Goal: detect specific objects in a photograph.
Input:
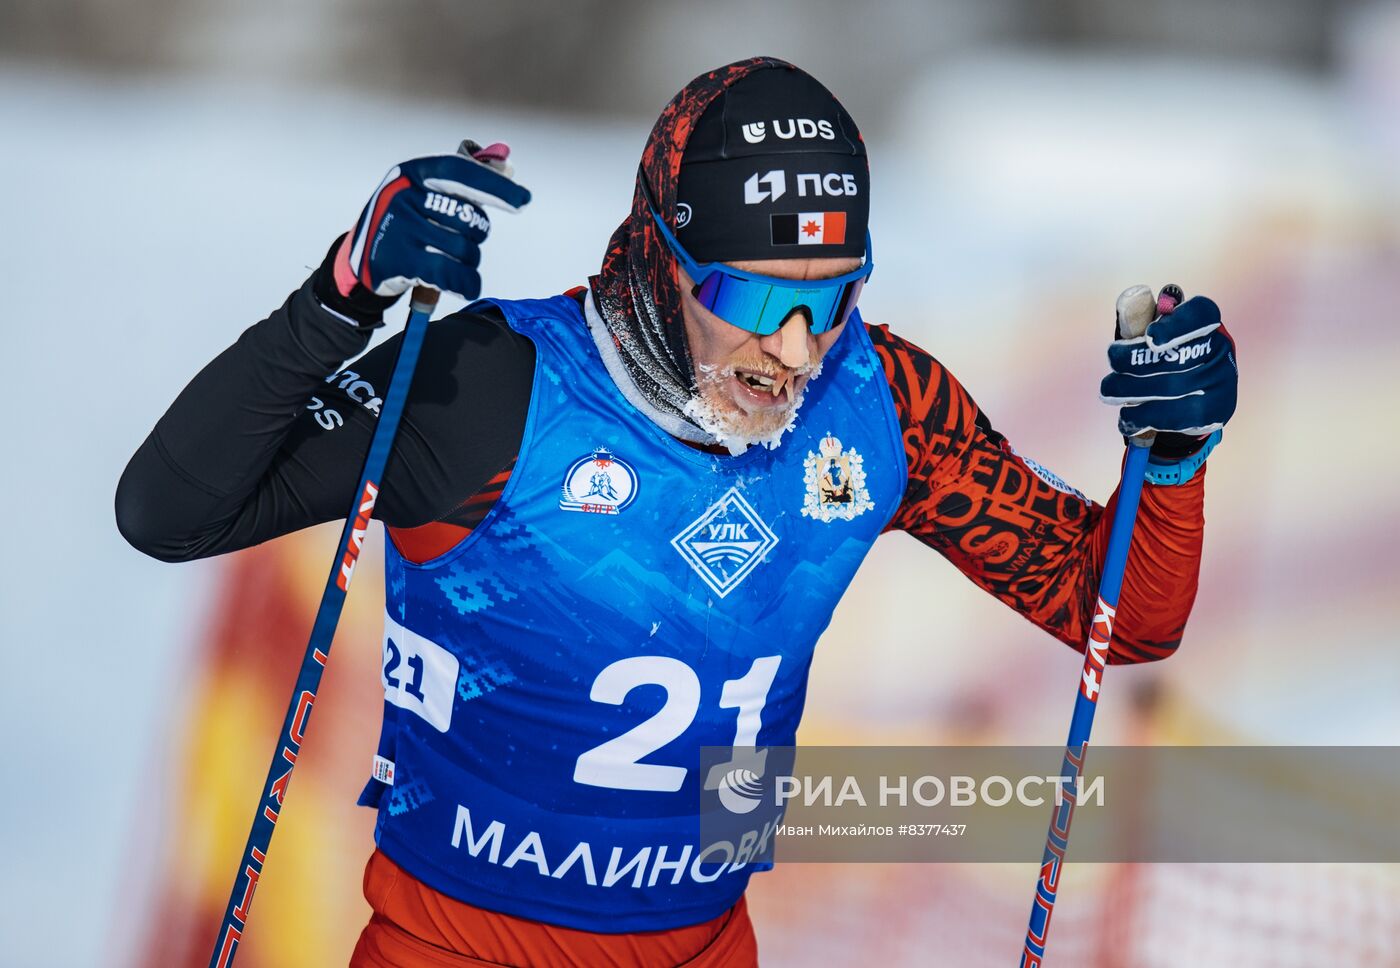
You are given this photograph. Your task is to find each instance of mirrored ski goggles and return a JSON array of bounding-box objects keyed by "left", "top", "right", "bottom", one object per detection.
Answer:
[{"left": 648, "top": 204, "right": 873, "bottom": 336}]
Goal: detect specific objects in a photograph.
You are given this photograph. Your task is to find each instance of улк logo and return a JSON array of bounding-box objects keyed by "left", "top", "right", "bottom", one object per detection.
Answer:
[
  {"left": 559, "top": 448, "right": 639, "bottom": 515},
  {"left": 672, "top": 487, "right": 779, "bottom": 598},
  {"left": 744, "top": 170, "right": 787, "bottom": 205},
  {"left": 802, "top": 434, "right": 874, "bottom": 522}
]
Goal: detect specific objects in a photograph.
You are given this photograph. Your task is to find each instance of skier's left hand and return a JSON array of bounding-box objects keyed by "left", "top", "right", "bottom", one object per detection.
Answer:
[{"left": 1099, "top": 292, "right": 1238, "bottom": 450}]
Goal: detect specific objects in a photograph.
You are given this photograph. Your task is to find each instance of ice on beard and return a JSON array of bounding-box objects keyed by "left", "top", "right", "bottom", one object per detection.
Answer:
[{"left": 683, "top": 359, "right": 825, "bottom": 455}]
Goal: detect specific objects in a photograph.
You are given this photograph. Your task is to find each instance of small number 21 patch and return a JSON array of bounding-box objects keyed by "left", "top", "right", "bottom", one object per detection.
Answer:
[{"left": 381, "top": 614, "right": 460, "bottom": 733}]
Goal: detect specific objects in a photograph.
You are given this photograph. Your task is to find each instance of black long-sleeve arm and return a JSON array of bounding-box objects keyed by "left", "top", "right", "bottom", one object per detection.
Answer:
[{"left": 115, "top": 260, "right": 535, "bottom": 562}]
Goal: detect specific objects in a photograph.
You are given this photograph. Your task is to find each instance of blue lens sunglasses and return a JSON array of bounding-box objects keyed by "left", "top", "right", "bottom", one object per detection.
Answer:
[{"left": 644, "top": 192, "right": 873, "bottom": 337}]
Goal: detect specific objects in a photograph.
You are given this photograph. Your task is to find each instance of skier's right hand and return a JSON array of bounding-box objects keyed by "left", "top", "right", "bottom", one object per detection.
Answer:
[{"left": 329, "top": 143, "right": 531, "bottom": 305}]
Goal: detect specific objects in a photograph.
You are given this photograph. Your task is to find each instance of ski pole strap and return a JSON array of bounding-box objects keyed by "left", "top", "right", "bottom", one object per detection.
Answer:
[{"left": 1144, "top": 429, "right": 1221, "bottom": 487}]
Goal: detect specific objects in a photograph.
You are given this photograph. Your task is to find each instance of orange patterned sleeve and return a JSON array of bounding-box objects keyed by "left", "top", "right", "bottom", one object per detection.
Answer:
[{"left": 868, "top": 322, "right": 1205, "bottom": 663}]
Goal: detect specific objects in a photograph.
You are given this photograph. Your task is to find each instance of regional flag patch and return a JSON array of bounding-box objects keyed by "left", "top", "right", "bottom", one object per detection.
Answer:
[{"left": 770, "top": 212, "right": 848, "bottom": 246}]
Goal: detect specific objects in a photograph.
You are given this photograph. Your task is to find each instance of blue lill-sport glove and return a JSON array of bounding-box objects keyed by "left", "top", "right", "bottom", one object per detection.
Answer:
[
  {"left": 331, "top": 141, "right": 531, "bottom": 304},
  {"left": 1100, "top": 290, "right": 1238, "bottom": 479}
]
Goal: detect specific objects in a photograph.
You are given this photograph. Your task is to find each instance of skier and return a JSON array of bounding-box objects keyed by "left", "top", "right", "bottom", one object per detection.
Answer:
[{"left": 117, "top": 57, "right": 1236, "bottom": 967}]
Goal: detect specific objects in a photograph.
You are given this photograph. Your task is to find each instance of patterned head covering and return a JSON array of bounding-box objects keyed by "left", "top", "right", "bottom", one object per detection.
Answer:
[{"left": 589, "top": 56, "right": 854, "bottom": 442}]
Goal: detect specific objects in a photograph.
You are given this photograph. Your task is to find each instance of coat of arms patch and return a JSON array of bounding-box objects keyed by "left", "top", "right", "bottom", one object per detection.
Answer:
[{"left": 801, "top": 433, "right": 874, "bottom": 522}]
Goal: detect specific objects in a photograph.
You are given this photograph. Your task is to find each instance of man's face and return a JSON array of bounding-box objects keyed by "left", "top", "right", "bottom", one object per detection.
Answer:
[{"left": 679, "top": 255, "right": 863, "bottom": 443}]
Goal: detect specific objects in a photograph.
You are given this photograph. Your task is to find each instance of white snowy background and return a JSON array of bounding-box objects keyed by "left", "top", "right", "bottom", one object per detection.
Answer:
[{"left": 3, "top": 1, "right": 1399, "bottom": 964}]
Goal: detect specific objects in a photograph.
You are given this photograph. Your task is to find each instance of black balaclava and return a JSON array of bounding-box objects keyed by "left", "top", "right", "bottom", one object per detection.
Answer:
[{"left": 588, "top": 58, "right": 869, "bottom": 445}]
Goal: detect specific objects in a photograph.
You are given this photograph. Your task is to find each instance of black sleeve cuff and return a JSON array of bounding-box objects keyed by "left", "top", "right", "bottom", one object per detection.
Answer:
[{"left": 310, "top": 233, "right": 399, "bottom": 329}]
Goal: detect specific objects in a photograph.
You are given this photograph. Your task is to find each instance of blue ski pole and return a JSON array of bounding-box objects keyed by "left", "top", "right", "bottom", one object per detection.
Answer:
[
  {"left": 1019, "top": 284, "right": 1181, "bottom": 967},
  {"left": 207, "top": 284, "right": 438, "bottom": 968}
]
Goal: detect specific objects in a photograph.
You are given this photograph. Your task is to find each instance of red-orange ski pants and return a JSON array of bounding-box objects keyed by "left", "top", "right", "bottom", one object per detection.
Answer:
[{"left": 349, "top": 849, "right": 759, "bottom": 967}]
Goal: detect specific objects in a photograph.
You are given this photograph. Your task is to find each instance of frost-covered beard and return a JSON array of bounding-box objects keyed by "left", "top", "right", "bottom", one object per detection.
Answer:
[{"left": 683, "top": 357, "right": 825, "bottom": 455}]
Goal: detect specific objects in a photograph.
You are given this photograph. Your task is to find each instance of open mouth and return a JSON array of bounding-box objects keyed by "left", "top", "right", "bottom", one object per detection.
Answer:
[
  {"left": 737, "top": 370, "right": 780, "bottom": 392},
  {"left": 731, "top": 368, "right": 796, "bottom": 408}
]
